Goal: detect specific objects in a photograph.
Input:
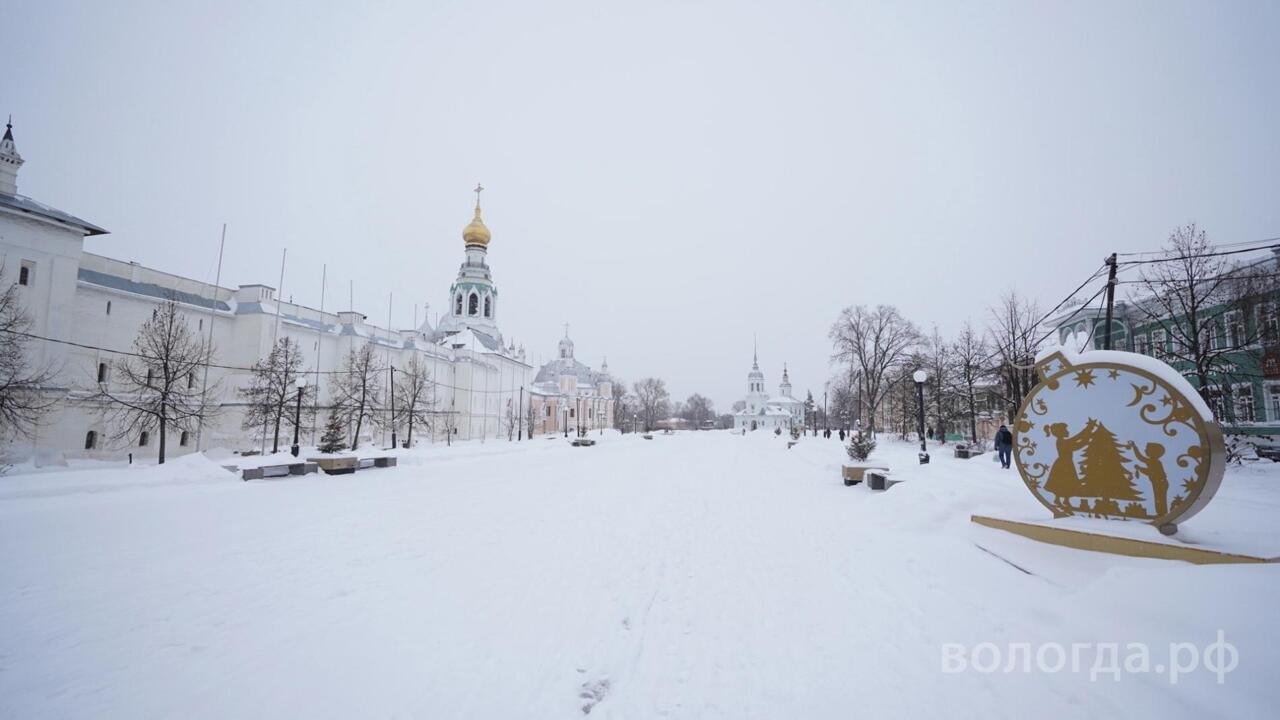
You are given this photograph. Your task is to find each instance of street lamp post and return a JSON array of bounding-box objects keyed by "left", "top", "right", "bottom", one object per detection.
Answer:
[
  {"left": 389, "top": 365, "right": 397, "bottom": 450},
  {"left": 290, "top": 376, "right": 307, "bottom": 457},
  {"left": 912, "top": 369, "right": 929, "bottom": 464}
]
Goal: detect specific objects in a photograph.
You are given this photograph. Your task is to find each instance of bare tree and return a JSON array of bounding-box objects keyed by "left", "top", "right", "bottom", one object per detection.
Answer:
[
  {"left": 394, "top": 354, "right": 436, "bottom": 447},
  {"left": 93, "top": 300, "right": 218, "bottom": 463},
  {"left": 0, "top": 267, "right": 58, "bottom": 444},
  {"left": 609, "top": 378, "right": 629, "bottom": 431},
  {"left": 502, "top": 396, "right": 519, "bottom": 440},
  {"left": 1129, "top": 223, "right": 1279, "bottom": 414},
  {"left": 438, "top": 408, "right": 459, "bottom": 445},
  {"left": 828, "top": 304, "right": 920, "bottom": 437},
  {"left": 682, "top": 393, "right": 715, "bottom": 429},
  {"left": 632, "top": 377, "right": 670, "bottom": 431},
  {"left": 331, "top": 343, "right": 383, "bottom": 451},
  {"left": 240, "top": 336, "right": 313, "bottom": 454},
  {"left": 987, "top": 290, "right": 1043, "bottom": 422},
  {"left": 947, "top": 321, "right": 991, "bottom": 443}
]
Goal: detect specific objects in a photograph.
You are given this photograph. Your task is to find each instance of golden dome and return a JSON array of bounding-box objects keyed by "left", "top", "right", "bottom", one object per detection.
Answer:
[{"left": 462, "top": 205, "right": 490, "bottom": 247}]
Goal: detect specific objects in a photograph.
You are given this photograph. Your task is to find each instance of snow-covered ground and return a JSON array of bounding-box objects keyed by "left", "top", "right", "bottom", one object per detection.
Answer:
[{"left": 1, "top": 431, "right": 1277, "bottom": 718}]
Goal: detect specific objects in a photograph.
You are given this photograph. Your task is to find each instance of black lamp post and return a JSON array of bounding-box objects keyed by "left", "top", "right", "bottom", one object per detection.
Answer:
[
  {"left": 913, "top": 369, "right": 929, "bottom": 464},
  {"left": 290, "top": 376, "right": 307, "bottom": 457},
  {"left": 389, "top": 365, "right": 397, "bottom": 450}
]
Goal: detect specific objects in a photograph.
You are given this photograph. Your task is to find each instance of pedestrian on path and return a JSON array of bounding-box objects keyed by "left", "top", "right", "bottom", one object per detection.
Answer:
[{"left": 995, "top": 424, "right": 1014, "bottom": 469}]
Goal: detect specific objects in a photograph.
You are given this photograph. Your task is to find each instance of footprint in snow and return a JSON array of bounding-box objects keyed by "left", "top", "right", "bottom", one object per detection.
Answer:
[{"left": 579, "top": 677, "right": 611, "bottom": 715}]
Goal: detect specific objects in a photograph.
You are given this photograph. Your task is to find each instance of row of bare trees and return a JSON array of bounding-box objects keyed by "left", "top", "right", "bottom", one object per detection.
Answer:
[
  {"left": 0, "top": 286, "right": 449, "bottom": 462},
  {"left": 827, "top": 223, "right": 1279, "bottom": 441}
]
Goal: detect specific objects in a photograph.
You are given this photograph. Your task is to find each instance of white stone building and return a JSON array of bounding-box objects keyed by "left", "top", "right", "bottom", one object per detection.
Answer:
[
  {"left": 526, "top": 330, "right": 614, "bottom": 436},
  {"left": 0, "top": 121, "right": 538, "bottom": 461},
  {"left": 732, "top": 349, "right": 804, "bottom": 432}
]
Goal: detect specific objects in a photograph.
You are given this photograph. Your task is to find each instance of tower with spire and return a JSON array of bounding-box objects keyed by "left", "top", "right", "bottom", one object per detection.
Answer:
[
  {"left": 779, "top": 363, "right": 793, "bottom": 399},
  {"left": 0, "top": 116, "right": 25, "bottom": 196},
  {"left": 437, "top": 184, "right": 502, "bottom": 341},
  {"left": 745, "top": 340, "right": 768, "bottom": 414}
]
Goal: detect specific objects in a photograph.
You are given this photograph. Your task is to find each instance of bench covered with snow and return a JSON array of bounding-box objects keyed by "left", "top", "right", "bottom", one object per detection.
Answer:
[
  {"left": 842, "top": 465, "right": 889, "bottom": 486},
  {"left": 241, "top": 462, "right": 318, "bottom": 481},
  {"left": 571, "top": 438, "right": 596, "bottom": 447}
]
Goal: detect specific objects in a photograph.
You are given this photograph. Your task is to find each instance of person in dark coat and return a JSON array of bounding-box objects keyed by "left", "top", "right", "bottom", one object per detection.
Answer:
[{"left": 994, "top": 424, "right": 1014, "bottom": 469}]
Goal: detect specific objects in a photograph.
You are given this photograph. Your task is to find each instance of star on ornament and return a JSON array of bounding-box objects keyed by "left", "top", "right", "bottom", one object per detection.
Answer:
[
  {"left": 1161, "top": 395, "right": 1173, "bottom": 406},
  {"left": 1107, "top": 369, "right": 1120, "bottom": 380},
  {"left": 1073, "top": 370, "right": 1097, "bottom": 388}
]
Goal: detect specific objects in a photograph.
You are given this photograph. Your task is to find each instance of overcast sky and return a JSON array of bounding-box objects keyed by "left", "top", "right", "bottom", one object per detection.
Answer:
[{"left": 4, "top": 0, "right": 1278, "bottom": 410}]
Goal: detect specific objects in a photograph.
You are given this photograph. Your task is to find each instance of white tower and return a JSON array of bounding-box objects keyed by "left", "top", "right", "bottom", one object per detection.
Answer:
[
  {"left": 438, "top": 184, "right": 501, "bottom": 338},
  {"left": 779, "top": 362, "right": 793, "bottom": 398},
  {"left": 746, "top": 343, "right": 767, "bottom": 414},
  {"left": 0, "top": 117, "right": 24, "bottom": 196}
]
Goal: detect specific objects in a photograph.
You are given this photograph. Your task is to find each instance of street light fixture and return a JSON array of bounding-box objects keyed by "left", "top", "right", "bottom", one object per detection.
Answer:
[
  {"left": 290, "top": 376, "right": 308, "bottom": 457},
  {"left": 912, "top": 369, "right": 929, "bottom": 464}
]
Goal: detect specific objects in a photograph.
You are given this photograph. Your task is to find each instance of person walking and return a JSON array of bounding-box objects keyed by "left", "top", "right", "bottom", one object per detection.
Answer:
[{"left": 994, "top": 424, "right": 1014, "bottom": 469}]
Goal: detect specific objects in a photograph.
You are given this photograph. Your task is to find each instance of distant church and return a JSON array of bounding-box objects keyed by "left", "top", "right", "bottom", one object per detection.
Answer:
[{"left": 733, "top": 348, "right": 803, "bottom": 432}]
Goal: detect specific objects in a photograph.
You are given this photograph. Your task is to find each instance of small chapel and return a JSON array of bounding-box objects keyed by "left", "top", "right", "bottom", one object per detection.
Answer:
[{"left": 732, "top": 347, "right": 804, "bottom": 432}]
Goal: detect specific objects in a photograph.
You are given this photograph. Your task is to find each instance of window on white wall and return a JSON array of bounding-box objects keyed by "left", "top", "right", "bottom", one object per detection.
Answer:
[
  {"left": 84, "top": 431, "right": 98, "bottom": 450},
  {"left": 106, "top": 300, "right": 112, "bottom": 315},
  {"left": 97, "top": 362, "right": 109, "bottom": 383},
  {"left": 18, "top": 260, "right": 33, "bottom": 286}
]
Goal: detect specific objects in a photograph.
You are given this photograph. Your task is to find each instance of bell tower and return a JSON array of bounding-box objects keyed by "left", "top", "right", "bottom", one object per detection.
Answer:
[{"left": 0, "top": 117, "right": 24, "bottom": 196}]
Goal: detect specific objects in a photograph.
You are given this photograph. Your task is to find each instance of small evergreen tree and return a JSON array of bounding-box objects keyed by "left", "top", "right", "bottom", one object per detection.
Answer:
[
  {"left": 317, "top": 412, "right": 347, "bottom": 454},
  {"left": 847, "top": 433, "right": 877, "bottom": 461}
]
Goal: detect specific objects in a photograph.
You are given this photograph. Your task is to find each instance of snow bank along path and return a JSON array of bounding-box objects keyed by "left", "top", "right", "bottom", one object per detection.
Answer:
[{"left": 1, "top": 431, "right": 1277, "bottom": 718}]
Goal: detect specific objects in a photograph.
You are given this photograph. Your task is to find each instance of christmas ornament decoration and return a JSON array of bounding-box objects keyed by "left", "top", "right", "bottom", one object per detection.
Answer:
[{"left": 1013, "top": 349, "right": 1225, "bottom": 535}]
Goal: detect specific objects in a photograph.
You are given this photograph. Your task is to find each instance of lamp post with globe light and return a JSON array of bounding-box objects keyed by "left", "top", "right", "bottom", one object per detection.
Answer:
[{"left": 912, "top": 369, "right": 929, "bottom": 464}]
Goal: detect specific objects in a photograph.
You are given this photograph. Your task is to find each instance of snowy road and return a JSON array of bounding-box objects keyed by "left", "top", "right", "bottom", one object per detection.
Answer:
[{"left": 2, "top": 431, "right": 1277, "bottom": 718}]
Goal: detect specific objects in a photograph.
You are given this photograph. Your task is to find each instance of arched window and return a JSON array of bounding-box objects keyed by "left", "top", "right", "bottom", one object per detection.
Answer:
[
  {"left": 179, "top": 431, "right": 190, "bottom": 447},
  {"left": 84, "top": 431, "right": 98, "bottom": 450},
  {"left": 97, "top": 362, "right": 109, "bottom": 383},
  {"left": 139, "top": 431, "right": 149, "bottom": 447},
  {"left": 468, "top": 293, "right": 479, "bottom": 316},
  {"left": 484, "top": 296, "right": 491, "bottom": 318},
  {"left": 455, "top": 293, "right": 463, "bottom": 315}
]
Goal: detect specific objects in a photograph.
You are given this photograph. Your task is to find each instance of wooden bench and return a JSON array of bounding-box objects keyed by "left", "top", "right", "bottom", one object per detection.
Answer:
[
  {"left": 787, "top": 441, "right": 799, "bottom": 449},
  {"left": 241, "top": 462, "right": 318, "bottom": 481},
  {"left": 954, "top": 444, "right": 984, "bottom": 459},
  {"left": 571, "top": 438, "right": 596, "bottom": 447},
  {"left": 308, "top": 457, "right": 358, "bottom": 475},
  {"left": 642, "top": 434, "right": 654, "bottom": 440},
  {"left": 842, "top": 465, "right": 889, "bottom": 486}
]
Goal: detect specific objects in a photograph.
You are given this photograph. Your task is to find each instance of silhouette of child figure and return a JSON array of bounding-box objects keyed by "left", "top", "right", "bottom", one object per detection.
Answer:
[{"left": 1128, "top": 441, "right": 1169, "bottom": 517}]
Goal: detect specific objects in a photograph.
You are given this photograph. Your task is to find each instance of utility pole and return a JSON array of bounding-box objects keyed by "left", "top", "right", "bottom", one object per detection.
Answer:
[
  {"left": 517, "top": 386, "right": 523, "bottom": 441},
  {"left": 1103, "top": 253, "right": 1118, "bottom": 350}
]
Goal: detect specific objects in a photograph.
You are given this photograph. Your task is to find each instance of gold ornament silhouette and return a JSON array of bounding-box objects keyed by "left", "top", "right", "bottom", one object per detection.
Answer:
[{"left": 1013, "top": 350, "right": 1225, "bottom": 535}]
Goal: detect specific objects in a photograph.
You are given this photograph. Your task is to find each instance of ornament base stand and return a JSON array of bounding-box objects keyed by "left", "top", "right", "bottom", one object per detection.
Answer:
[{"left": 971, "top": 515, "right": 1279, "bottom": 565}]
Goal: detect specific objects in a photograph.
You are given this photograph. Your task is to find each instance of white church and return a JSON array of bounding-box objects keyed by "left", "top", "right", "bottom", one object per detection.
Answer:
[
  {"left": 0, "top": 119, "right": 613, "bottom": 461},
  {"left": 732, "top": 349, "right": 804, "bottom": 432}
]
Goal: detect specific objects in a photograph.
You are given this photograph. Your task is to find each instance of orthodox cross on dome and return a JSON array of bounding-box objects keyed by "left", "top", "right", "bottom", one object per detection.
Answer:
[
  {"left": 563, "top": 322, "right": 570, "bottom": 338},
  {"left": 474, "top": 183, "right": 484, "bottom": 208}
]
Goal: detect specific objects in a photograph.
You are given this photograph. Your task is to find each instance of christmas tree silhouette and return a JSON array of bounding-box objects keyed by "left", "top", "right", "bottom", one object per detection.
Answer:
[{"left": 1077, "top": 420, "right": 1143, "bottom": 503}]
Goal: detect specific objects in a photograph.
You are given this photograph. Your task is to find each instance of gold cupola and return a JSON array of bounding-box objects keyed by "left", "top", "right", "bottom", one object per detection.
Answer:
[{"left": 462, "top": 183, "right": 491, "bottom": 248}]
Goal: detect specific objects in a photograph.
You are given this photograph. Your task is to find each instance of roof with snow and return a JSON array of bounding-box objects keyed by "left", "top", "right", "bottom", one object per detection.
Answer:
[{"left": 1, "top": 192, "right": 107, "bottom": 236}]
